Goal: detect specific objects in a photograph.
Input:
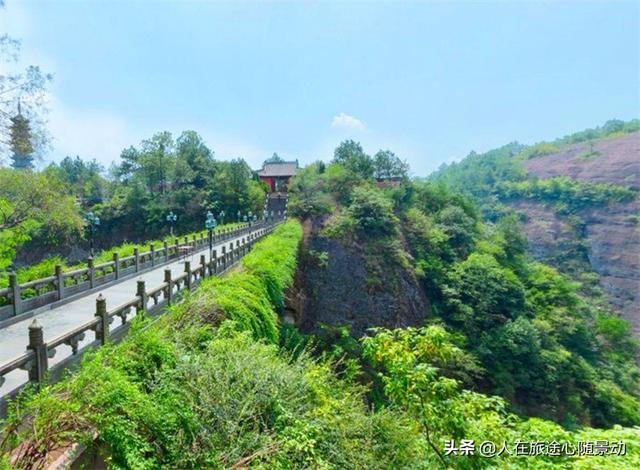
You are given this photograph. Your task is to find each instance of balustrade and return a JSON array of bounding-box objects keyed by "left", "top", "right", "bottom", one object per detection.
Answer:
[{"left": 0, "top": 222, "right": 268, "bottom": 323}]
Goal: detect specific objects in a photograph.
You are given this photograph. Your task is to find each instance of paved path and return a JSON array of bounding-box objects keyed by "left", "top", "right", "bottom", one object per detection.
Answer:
[{"left": 0, "top": 228, "right": 259, "bottom": 395}]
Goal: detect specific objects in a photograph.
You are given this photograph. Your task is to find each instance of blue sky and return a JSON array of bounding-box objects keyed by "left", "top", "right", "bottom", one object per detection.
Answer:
[{"left": 2, "top": 0, "right": 638, "bottom": 175}]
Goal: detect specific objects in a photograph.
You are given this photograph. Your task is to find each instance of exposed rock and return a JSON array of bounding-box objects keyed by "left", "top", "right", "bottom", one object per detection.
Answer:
[
  {"left": 510, "top": 132, "right": 640, "bottom": 336},
  {"left": 582, "top": 200, "right": 640, "bottom": 333},
  {"left": 523, "top": 132, "right": 640, "bottom": 189},
  {"left": 289, "top": 217, "right": 430, "bottom": 337}
]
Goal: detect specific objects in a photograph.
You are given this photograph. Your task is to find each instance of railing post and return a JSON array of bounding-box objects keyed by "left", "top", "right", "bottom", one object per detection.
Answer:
[
  {"left": 88, "top": 257, "right": 95, "bottom": 289},
  {"left": 184, "top": 261, "right": 192, "bottom": 291},
  {"left": 95, "top": 294, "right": 109, "bottom": 345},
  {"left": 27, "top": 319, "right": 48, "bottom": 385},
  {"left": 55, "top": 265, "right": 64, "bottom": 300},
  {"left": 200, "top": 254, "right": 206, "bottom": 279},
  {"left": 150, "top": 244, "right": 155, "bottom": 267},
  {"left": 164, "top": 241, "right": 169, "bottom": 262},
  {"left": 184, "top": 236, "right": 188, "bottom": 246},
  {"left": 164, "top": 269, "right": 173, "bottom": 305},
  {"left": 211, "top": 249, "right": 217, "bottom": 275},
  {"left": 235, "top": 240, "right": 240, "bottom": 261},
  {"left": 113, "top": 253, "right": 120, "bottom": 280},
  {"left": 136, "top": 279, "right": 146, "bottom": 315},
  {"left": 241, "top": 237, "right": 246, "bottom": 256},
  {"left": 221, "top": 247, "right": 227, "bottom": 271},
  {"left": 134, "top": 248, "right": 140, "bottom": 272}
]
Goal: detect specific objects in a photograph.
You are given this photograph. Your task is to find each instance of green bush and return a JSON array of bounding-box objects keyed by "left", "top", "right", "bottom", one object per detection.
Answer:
[
  {"left": 173, "top": 220, "right": 302, "bottom": 343},
  {"left": 347, "top": 186, "right": 399, "bottom": 238},
  {"left": 519, "top": 142, "right": 560, "bottom": 159},
  {"left": 497, "top": 176, "right": 636, "bottom": 212},
  {"left": 1, "top": 221, "right": 430, "bottom": 469}
]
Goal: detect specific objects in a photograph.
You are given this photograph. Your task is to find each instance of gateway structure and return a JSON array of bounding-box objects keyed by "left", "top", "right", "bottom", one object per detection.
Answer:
[{"left": 257, "top": 158, "right": 298, "bottom": 192}]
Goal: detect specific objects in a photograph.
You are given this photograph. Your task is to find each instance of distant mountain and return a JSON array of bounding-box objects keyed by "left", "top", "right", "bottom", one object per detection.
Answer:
[{"left": 430, "top": 122, "right": 640, "bottom": 336}]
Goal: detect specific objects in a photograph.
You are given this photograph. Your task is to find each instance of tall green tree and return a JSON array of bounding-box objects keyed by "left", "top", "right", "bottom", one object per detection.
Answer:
[
  {"left": 47, "top": 156, "right": 107, "bottom": 206},
  {"left": 0, "top": 168, "right": 83, "bottom": 269},
  {"left": 333, "top": 140, "right": 374, "bottom": 179},
  {"left": 373, "top": 149, "right": 409, "bottom": 180},
  {"left": 175, "top": 130, "right": 214, "bottom": 188}
]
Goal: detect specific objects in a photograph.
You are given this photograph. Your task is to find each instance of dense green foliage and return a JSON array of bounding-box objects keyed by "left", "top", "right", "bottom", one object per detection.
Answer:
[
  {"left": 428, "top": 119, "right": 639, "bottom": 219},
  {"left": 363, "top": 325, "right": 640, "bottom": 469},
  {"left": 0, "top": 168, "right": 84, "bottom": 271},
  {"left": 94, "top": 130, "right": 267, "bottom": 239},
  {"left": 289, "top": 138, "right": 640, "bottom": 431},
  {"left": 425, "top": 120, "right": 638, "bottom": 312},
  {"left": 3, "top": 220, "right": 638, "bottom": 469},
  {"left": 0, "top": 129, "right": 267, "bottom": 282},
  {"left": 551, "top": 119, "right": 640, "bottom": 148},
  {"left": 172, "top": 221, "right": 302, "bottom": 343},
  {"left": 497, "top": 176, "right": 636, "bottom": 213},
  {"left": 2, "top": 124, "right": 639, "bottom": 468},
  {"left": 0, "top": 221, "right": 428, "bottom": 469}
]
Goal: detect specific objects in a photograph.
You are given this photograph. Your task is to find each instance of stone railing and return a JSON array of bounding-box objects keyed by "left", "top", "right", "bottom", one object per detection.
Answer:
[
  {"left": 0, "top": 220, "right": 283, "bottom": 412},
  {"left": 0, "top": 222, "right": 264, "bottom": 325}
]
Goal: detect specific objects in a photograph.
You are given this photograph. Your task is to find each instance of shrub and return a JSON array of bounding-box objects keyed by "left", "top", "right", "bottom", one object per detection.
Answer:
[
  {"left": 173, "top": 220, "right": 302, "bottom": 343},
  {"left": 519, "top": 142, "right": 560, "bottom": 159},
  {"left": 347, "top": 186, "right": 399, "bottom": 238}
]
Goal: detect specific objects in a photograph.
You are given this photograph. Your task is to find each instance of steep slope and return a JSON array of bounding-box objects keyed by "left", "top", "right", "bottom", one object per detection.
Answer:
[
  {"left": 523, "top": 132, "right": 639, "bottom": 188},
  {"left": 517, "top": 132, "right": 639, "bottom": 334},
  {"left": 429, "top": 126, "right": 640, "bottom": 337},
  {"left": 290, "top": 216, "right": 429, "bottom": 337}
]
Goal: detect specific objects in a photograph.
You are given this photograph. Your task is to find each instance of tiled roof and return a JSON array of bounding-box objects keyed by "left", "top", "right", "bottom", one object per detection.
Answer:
[{"left": 257, "top": 162, "right": 298, "bottom": 177}]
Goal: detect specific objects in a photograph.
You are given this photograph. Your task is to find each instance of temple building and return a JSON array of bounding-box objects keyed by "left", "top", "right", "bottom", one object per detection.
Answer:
[{"left": 257, "top": 157, "right": 298, "bottom": 192}]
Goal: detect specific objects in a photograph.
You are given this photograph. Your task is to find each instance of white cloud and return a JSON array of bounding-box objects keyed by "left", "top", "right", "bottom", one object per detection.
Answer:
[{"left": 331, "top": 112, "right": 367, "bottom": 132}]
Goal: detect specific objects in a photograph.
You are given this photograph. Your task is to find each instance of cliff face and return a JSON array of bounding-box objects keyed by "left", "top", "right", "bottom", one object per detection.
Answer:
[
  {"left": 513, "top": 132, "right": 640, "bottom": 335},
  {"left": 523, "top": 133, "right": 639, "bottom": 189},
  {"left": 288, "top": 218, "right": 430, "bottom": 337}
]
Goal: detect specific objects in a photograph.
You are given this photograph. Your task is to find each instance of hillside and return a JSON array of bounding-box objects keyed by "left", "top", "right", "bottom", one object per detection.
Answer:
[
  {"left": 292, "top": 216, "right": 429, "bottom": 337},
  {"left": 520, "top": 132, "right": 639, "bottom": 334},
  {"left": 523, "top": 132, "right": 639, "bottom": 188},
  {"left": 4, "top": 221, "right": 639, "bottom": 469},
  {"left": 3, "top": 136, "right": 640, "bottom": 468},
  {"left": 429, "top": 121, "right": 640, "bottom": 337},
  {"left": 285, "top": 139, "right": 640, "bottom": 432}
]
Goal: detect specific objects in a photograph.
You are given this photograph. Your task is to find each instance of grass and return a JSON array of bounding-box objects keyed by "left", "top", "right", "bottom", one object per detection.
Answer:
[
  {"left": 0, "top": 220, "right": 428, "bottom": 469},
  {"left": 576, "top": 149, "right": 602, "bottom": 161},
  {"left": 0, "top": 222, "right": 244, "bottom": 301}
]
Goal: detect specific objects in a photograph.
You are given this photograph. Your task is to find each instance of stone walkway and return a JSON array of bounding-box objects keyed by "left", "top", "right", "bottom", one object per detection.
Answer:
[{"left": 0, "top": 228, "right": 259, "bottom": 395}]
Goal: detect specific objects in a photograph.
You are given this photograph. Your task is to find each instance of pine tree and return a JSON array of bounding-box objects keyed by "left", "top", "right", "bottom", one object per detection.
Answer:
[{"left": 9, "top": 105, "right": 35, "bottom": 170}]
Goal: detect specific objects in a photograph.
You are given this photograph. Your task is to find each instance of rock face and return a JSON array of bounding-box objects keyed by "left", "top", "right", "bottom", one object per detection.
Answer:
[
  {"left": 582, "top": 201, "right": 640, "bottom": 330},
  {"left": 289, "top": 218, "right": 430, "bottom": 337},
  {"left": 523, "top": 132, "right": 640, "bottom": 189},
  {"left": 513, "top": 132, "right": 640, "bottom": 336}
]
